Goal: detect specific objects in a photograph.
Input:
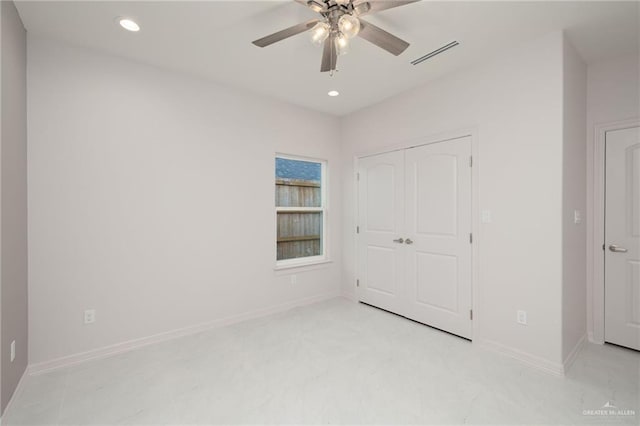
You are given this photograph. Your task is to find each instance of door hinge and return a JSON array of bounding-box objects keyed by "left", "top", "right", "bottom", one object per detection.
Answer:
[
  {"left": 357, "top": 172, "right": 360, "bottom": 181},
  {"left": 470, "top": 233, "right": 473, "bottom": 243},
  {"left": 602, "top": 243, "right": 605, "bottom": 251},
  {"left": 470, "top": 309, "right": 473, "bottom": 320},
  {"left": 469, "top": 156, "right": 473, "bottom": 167},
  {"left": 356, "top": 226, "right": 360, "bottom": 234},
  {"left": 356, "top": 279, "right": 360, "bottom": 287}
]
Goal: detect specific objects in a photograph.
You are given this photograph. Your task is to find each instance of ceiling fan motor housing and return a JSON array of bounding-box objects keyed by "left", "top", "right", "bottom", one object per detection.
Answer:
[{"left": 319, "top": 1, "right": 358, "bottom": 30}]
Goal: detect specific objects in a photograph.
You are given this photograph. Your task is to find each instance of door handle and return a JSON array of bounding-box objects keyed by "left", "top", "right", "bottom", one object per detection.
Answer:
[
  {"left": 405, "top": 238, "right": 414, "bottom": 245},
  {"left": 609, "top": 245, "right": 628, "bottom": 253},
  {"left": 393, "top": 238, "right": 404, "bottom": 244}
]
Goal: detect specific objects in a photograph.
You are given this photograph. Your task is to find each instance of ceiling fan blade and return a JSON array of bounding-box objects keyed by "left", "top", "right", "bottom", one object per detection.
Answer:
[
  {"left": 252, "top": 19, "right": 320, "bottom": 47},
  {"left": 354, "top": 0, "right": 420, "bottom": 17},
  {"left": 295, "top": 0, "right": 328, "bottom": 13},
  {"left": 358, "top": 19, "right": 410, "bottom": 55},
  {"left": 320, "top": 36, "right": 337, "bottom": 72}
]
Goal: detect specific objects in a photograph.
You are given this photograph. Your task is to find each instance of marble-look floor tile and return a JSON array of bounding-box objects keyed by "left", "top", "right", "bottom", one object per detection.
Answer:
[{"left": 3, "top": 298, "right": 639, "bottom": 425}]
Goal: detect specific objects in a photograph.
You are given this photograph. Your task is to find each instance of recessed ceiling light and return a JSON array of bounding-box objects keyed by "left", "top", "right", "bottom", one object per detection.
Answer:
[
  {"left": 118, "top": 18, "right": 140, "bottom": 32},
  {"left": 328, "top": 90, "right": 339, "bottom": 97}
]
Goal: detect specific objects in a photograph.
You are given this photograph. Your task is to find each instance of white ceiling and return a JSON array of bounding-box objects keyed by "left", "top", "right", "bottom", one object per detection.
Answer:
[{"left": 15, "top": 1, "right": 640, "bottom": 115}]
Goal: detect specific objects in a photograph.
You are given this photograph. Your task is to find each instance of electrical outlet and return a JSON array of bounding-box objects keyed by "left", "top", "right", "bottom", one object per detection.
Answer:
[
  {"left": 517, "top": 310, "right": 527, "bottom": 325},
  {"left": 84, "top": 309, "right": 96, "bottom": 324},
  {"left": 291, "top": 275, "right": 297, "bottom": 285},
  {"left": 10, "top": 340, "right": 15, "bottom": 362}
]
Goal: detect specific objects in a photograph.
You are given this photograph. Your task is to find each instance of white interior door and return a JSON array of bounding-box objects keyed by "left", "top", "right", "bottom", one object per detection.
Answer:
[
  {"left": 605, "top": 126, "right": 640, "bottom": 351},
  {"left": 404, "top": 137, "right": 472, "bottom": 339},
  {"left": 357, "top": 150, "right": 405, "bottom": 314}
]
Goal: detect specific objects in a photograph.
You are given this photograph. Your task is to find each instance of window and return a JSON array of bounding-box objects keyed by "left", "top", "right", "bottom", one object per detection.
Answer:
[{"left": 275, "top": 155, "right": 327, "bottom": 266}]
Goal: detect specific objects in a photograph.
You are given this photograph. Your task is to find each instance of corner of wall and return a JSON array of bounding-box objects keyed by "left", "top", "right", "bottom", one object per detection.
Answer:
[
  {"left": 0, "top": 0, "right": 29, "bottom": 416},
  {"left": 0, "top": 0, "right": 3, "bottom": 412},
  {"left": 562, "top": 333, "right": 587, "bottom": 374},
  {"left": 560, "top": 33, "right": 588, "bottom": 362}
]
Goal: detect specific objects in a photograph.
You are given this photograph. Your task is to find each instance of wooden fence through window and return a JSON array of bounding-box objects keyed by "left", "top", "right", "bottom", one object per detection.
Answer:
[{"left": 276, "top": 178, "right": 322, "bottom": 260}]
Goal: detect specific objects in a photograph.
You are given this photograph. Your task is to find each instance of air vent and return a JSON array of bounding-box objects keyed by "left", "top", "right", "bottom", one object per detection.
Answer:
[{"left": 411, "top": 41, "right": 459, "bottom": 66}]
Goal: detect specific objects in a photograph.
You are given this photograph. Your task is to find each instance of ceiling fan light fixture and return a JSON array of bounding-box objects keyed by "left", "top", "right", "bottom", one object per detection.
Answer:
[
  {"left": 353, "top": 2, "right": 370, "bottom": 15},
  {"left": 252, "top": 0, "right": 416, "bottom": 73},
  {"left": 338, "top": 14, "right": 360, "bottom": 38},
  {"left": 310, "top": 22, "right": 330, "bottom": 46},
  {"left": 335, "top": 33, "right": 350, "bottom": 55}
]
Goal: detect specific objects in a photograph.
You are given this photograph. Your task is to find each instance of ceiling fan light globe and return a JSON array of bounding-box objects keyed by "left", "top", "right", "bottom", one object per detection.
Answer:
[
  {"left": 310, "top": 22, "right": 330, "bottom": 46},
  {"left": 335, "top": 34, "right": 350, "bottom": 55},
  {"left": 338, "top": 14, "right": 360, "bottom": 39}
]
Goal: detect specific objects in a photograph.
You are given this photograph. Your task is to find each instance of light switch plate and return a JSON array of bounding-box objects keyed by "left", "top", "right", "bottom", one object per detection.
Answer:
[
  {"left": 84, "top": 309, "right": 96, "bottom": 324},
  {"left": 481, "top": 210, "right": 492, "bottom": 223},
  {"left": 517, "top": 310, "right": 527, "bottom": 325},
  {"left": 574, "top": 210, "right": 582, "bottom": 224}
]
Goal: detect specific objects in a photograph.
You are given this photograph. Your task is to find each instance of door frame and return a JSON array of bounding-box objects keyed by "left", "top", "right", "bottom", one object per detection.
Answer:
[
  {"left": 589, "top": 118, "right": 639, "bottom": 344},
  {"left": 353, "top": 127, "right": 479, "bottom": 341}
]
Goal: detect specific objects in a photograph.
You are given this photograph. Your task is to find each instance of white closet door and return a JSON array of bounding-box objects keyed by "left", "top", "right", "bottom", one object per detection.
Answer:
[
  {"left": 357, "top": 150, "right": 406, "bottom": 314},
  {"left": 605, "top": 126, "right": 640, "bottom": 351},
  {"left": 404, "top": 137, "right": 473, "bottom": 339}
]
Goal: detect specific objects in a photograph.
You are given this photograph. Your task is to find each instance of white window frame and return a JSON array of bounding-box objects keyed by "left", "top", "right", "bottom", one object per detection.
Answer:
[{"left": 275, "top": 154, "right": 328, "bottom": 269}]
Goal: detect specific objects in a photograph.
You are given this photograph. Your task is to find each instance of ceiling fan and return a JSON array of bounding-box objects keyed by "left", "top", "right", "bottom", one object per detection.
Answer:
[{"left": 252, "top": 0, "right": 420, "bottom": 73}]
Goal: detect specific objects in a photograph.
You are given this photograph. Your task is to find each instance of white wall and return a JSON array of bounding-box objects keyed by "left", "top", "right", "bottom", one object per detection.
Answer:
[
  {"left": 587, "top": 55, "right": 640, "bottom": 126},
  {"left": 0, "top": 0, "right": 28, "bottom": 412},
  {"left": 586, "top": 54, "right": 640, "bottom": 342},
  {"left": 561, "top": 37, "right": 587, "bottom": 365},
  {"left": 27, "top": 37, "right": 342, "bottom": 367},
  {"left": 341, "top": 32, "right": 567, "bottom": 371}
]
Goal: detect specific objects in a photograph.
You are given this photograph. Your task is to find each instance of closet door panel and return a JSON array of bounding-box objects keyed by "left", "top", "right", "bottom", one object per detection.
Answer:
[
  {"left": 405, "top": 137, "right": 473, "bottom": 339},
  {"left": 357, "top": 151, "right": 406, "bottom": 314}
]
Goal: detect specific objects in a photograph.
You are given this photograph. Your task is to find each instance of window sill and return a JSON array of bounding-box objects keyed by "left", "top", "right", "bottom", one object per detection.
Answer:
[{"left": 274, "top": 259, "right": 333, "bottom": 274}]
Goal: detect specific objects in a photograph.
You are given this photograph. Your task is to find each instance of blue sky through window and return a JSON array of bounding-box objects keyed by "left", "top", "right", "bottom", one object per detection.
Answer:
[{"left": 276, "top": 158, "right": 321, "bottom": 181}]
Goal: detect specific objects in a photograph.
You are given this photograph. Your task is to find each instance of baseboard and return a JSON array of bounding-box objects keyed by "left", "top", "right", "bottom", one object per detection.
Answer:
[
  {"left": 28, "top": 292, "right": 340, "bottom": 375},
  {"left": 563, "top": 334, "right": 587, "bottom": 373},
  {"left": 477, "top": 338, "right": 565, "bottom": 377},
  {"left": 0, "top": 368, "right": 28, "bottom": 422},
  {"left": 587, "top": 331, "right": 604, "bottom": 345},
  {"left": 340, "top": 292, "right": 357, "bottom": 302}
]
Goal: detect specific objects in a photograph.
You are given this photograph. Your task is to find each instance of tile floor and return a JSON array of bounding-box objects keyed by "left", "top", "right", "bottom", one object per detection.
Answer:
[{"left": 3, "top": 298, "right": 639, "bottom": 425}]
